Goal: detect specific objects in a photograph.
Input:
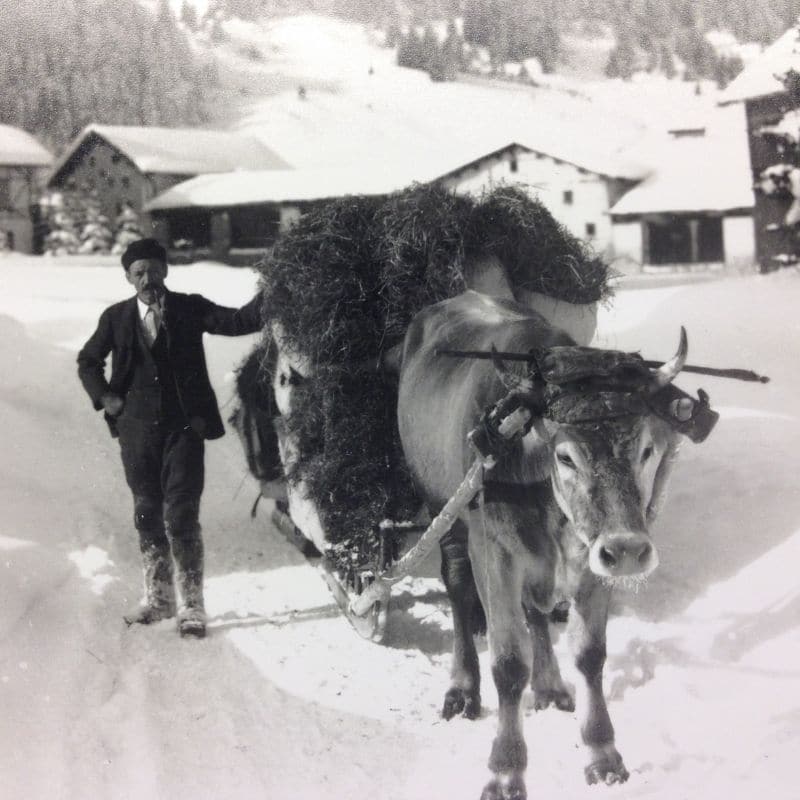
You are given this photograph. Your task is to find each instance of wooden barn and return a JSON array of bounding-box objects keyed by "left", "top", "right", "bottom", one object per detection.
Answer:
[
  {"left": 144, "top": 165, "right": 437, "bottom": 260},
  {"left": 46, "top": 124, "right": 290, "bottom": 232},
  {"left": 719, "top": 24, "right": 800, "bottom": 270},
  {"left": 0, "top": 125, "right": 52, "bottom": 253},
  {"left": 609, "top": 106, "right": 755, "bottom": 273}
]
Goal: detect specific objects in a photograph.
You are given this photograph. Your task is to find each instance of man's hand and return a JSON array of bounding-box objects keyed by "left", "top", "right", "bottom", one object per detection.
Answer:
[{"left": 101, "top": 393, "right": 124, "bottom": 417}]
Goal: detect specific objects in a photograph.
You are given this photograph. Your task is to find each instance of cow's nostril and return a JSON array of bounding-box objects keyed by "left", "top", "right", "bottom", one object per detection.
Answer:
[
  {"left": 638, "top": 542, "right": 653, "bottom": 564},
  {"left": 599, "top": 546, "right": 617, "bottom": 568}
]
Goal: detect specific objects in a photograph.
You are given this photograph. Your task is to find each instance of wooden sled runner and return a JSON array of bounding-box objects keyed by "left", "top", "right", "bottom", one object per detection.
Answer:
[{"left": 269, "top": 498, "right": 390, "bottom": 642}]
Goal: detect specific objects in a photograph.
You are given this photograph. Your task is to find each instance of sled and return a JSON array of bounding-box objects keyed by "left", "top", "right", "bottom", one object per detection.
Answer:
[{"left": 269, "top": 498, "right": 391, "bottom": 643}]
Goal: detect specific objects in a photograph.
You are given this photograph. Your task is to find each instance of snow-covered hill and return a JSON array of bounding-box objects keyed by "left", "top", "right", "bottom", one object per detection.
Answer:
[
  {"left": 180, "top": 13, "right": 733, "bottom": 172},
  {"left": 1, "top": 256, "right": 798, "bottom": 799}
]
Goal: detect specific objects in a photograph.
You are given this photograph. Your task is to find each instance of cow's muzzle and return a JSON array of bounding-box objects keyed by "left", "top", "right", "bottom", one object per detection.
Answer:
[{"left": 589, "top": 532, "right": 659, "bottom": 579}]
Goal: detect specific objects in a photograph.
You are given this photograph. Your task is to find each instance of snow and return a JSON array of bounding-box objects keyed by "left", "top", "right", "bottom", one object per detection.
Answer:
[
  {"left": 49, "top": 125, "right": 290, "bottom": 181},
  {"left": 610, "top": 105, "right": 754, "bottom": 215},
  {"left": 719, "top": 25, "right": 800, "bottom": 104},
  {"left": 1, "top": 252, "right": 799, "bottom": 799},
  {"left": 144, "top": 164, "right": 447, "bottom": 209},
  {"left": 0, "top": 123, "right": 52, "bottom": 167},
  {"left": 216, "top": 15, "right": 658, "bottom": 178}
]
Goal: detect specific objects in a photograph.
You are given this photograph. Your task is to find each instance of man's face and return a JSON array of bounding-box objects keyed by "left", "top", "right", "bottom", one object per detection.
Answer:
[{"left": 125, "top": 258, "right": 167, "bottom": 305}]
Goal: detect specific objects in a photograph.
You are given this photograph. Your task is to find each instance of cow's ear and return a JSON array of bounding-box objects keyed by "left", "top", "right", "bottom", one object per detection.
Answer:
[{"left": 380, "top": 342, "right": 404, "bottom": 376}]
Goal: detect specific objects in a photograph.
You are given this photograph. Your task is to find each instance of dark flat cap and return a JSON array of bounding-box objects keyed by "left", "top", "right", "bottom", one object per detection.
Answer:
[{"left": 121, "top": 238, "right": 167, "bottom": 270}]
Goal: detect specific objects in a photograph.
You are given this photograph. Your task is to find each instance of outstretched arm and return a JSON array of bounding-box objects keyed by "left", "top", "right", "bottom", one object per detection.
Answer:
[{"left": 200, "top": 292, "right": 264, "bottom": 337}]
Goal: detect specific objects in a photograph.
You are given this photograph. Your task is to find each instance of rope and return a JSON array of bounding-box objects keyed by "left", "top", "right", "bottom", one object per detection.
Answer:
[{"left": 349, "top": 454, "right": 495, "bottom": 617}]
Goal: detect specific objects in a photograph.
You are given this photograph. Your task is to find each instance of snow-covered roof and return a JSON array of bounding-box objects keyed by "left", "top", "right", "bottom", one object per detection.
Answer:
[
  {"left": 145, "top": 135, "right": 650, "bottom": 213},
  {"left": 0, "top": 124, "right": 53, "bottom": 167},
  {"left": 718, "top": 25, "right": 800, "bottom": 105},
  {"left": 144, "top": 164, "right": 444, "bottom": 210},
  {"left": 519, "top": 133, "right": 649, "bottom": 181},
  {"left": 610, "top": 125, "right": 754, "bottom": 216},
  {"left": 49, "top": 124, "right": 290, "bottom": 183}
]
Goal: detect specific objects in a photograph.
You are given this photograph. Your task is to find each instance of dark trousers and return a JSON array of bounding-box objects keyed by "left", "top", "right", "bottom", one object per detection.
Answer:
[{"left": 117, "top": 417, "right": 205, "bottom": 608}]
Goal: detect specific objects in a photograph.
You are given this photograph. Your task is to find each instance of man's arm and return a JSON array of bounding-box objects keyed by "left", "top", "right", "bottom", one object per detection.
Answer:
[
  {"left": 77, "top": 309, "right": 120, "bottom": 413},
  {"left": 198, "top": 292, "right": 264, "bottom": 337}
]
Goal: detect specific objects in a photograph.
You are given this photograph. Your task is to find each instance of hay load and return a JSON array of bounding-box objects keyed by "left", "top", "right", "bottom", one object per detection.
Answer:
[{"left": 239, "top": 183, "right": 613, "bottom": 573}]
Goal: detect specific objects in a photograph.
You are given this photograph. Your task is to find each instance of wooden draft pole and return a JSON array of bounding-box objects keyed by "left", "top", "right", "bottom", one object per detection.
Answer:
[{"left": 349, "top": 454, "right": 495, "bottom": 618}]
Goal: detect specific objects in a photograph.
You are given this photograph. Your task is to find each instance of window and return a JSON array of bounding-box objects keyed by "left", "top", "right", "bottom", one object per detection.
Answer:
[
  {"left": 89, "top": 156, "right": 96, "bottom": 167},
  {"left": 647, "top": 216, "right": 723, "bottom": 265},
  {"left": 509, "top": 155, "right": 518, "bottom": 173},
  {"left": 121, "top": 176, "right": 130, "bottom": 189},
  {"left": 585, "top": 222, "right": 596, "bottom": 237},
  {"left": 0, "top": 178, "right": 10, "bottom": 209},
  {"left": 563, "top": 190, "right": 573, "bottom": 205}
]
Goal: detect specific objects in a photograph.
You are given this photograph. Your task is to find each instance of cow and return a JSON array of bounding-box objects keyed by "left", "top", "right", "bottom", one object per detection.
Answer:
[{"left": 397, "top": 290, "right": 709, "bottom": 800}]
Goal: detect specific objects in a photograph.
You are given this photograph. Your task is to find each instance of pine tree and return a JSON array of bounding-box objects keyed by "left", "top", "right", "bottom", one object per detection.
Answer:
[
  {"left": 180, "top": 1, "right": 199, "bottom": 31},
  {"left": 78, "top": 189, "right": 114, "bottom": 254},
  {"left": 42, "top": 181, "right": 83, "bottom": 256},
  {"left": 112, "top": 203, "right": 145, "bottom": 255},
  {"left": 606, "top": 33, "right": 637, "bottom": 80},
  {"left": 397, "top": 29, "right": 425, "bottom": 70}
]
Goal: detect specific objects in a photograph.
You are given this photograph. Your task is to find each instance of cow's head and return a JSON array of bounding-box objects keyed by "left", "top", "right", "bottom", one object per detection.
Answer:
[
  {"left": 549, "top": 413, "right": 678, "bottom": 581},
  {"left": 495, "top": 331, "right": 699, "bottom": 582}
]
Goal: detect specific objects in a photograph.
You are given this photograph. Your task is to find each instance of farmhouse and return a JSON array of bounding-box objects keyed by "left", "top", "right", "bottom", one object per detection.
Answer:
[
  {"left": 0, "top": 125, "right": 52, "bottom": 253},
  {"left": 46, "top": 124, "right": 290, "bottom": 226},
  {"left": 719, "top": 23, "right": 800, "bottom": 270},
  {"left": 437, "top": 141, "right": 646, "bottom": 256},
  {"left": 145, "top": 139, "right": 646, "bottom": 260},
  {"left": 610, "top": 106, "right": 755, "bottom": 273}
]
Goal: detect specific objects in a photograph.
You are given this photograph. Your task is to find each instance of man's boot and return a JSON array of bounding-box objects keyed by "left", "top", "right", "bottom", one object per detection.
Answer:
[
  {"left": 124, "top": 539, "right": 176, "bottom": 625},
  {"left": 171, "top": 531, "right": 206, "bottom": 638}
]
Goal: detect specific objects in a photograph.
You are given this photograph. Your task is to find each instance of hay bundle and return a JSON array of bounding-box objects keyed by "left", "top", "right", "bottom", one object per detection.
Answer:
[
  {"left": 465, "top": 189, "right": 610, "bottom": 303},
  {"left": 245, "top": 183, "right": 612, "bottom": 573}
]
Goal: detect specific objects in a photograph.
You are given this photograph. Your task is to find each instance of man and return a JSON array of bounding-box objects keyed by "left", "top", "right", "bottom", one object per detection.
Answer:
[{"left": 78, "top": 238, "right": 263, "bottom": 638}]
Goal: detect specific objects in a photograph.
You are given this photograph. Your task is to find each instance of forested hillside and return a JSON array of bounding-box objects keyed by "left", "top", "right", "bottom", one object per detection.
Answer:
[
  {"left": 0, "top": 0, "right": 217, "bottom": 151},
  {"left": 207, "top": 0, "right": 798, "bottom": 83},
  {"left": 3, "top": 0, "right": 798, "bottom": 154},
  {"left": 386, "top": 0, "right": 798, "bottom": 82}
]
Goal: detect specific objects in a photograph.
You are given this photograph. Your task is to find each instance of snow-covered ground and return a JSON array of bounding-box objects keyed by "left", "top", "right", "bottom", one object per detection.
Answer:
[
  {"left": 1, "top": 254, "right": 799, "bottom": 800},
  {"left": 195, "top": 13, "right": 728, "bottom": 174}
]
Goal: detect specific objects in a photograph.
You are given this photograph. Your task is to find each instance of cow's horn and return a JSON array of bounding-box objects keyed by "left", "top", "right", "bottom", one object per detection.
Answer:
[{"left": 649, "top": 327, "right": 688, "bottom": 391}]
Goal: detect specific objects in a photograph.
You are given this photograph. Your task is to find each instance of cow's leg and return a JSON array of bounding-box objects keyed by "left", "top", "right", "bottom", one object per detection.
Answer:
[
  {"left": 474, "top": 550, "right": 530, "bottom": 800},
  {"left": 440, "top": 521, "right": 482, "bottom": 720},
  {"left": 568, "top": 576, "right": 629, "bottom": 785},
  {"left": 526, "top": 607, "right": 574, "bottom": 712}
]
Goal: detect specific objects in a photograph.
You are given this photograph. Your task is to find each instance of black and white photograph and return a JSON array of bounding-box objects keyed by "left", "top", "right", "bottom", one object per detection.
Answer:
[{"left": 1, "top": 1, "right": 798, "bottom": 798}]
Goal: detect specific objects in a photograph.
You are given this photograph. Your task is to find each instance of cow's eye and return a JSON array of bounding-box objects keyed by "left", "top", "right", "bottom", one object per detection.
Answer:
[
  {"left": 641, "top": 445, "right": 654, "bottom": 462},
  {"left": 557, "top": 451, "right": 576, "bottom": 469}
]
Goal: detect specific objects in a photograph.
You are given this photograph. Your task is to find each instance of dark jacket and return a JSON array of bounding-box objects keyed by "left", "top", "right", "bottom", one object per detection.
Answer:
[{"left": 77, "top": 289, "right": 263, "bottom": 439}]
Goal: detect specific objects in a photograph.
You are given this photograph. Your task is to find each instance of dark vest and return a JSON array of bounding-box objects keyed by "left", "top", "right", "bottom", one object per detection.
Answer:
[{"left": 122, "top": 324, "right": 186, "bottom": 428}]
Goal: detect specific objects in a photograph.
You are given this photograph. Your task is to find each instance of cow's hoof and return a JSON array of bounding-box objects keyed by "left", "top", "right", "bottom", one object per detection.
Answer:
[
  {"left": 442, "top": 687, "right": 481, "bottom": 720},
  {"left": 584, "top": 752, "right": 629, "bottom": 786},
  {"left": 480, "top": 774, "right": 527, "bottom": 800},
  {"left": 532, "top": 688, "right": 575, "bottom": 712}
]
